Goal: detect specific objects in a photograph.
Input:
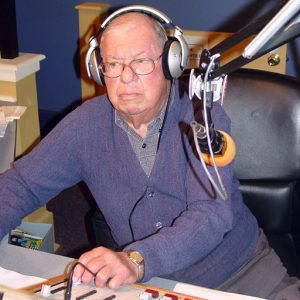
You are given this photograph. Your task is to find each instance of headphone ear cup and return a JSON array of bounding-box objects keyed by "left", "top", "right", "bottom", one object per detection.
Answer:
[
  {"left": 162, "top": 38, "right": 184, "bottom": 80},
  {"left": 97, "top": 48, "right": 105, "bottom": 86},
  {"left": 88, "top": 46, "right": 105, "bottom": 86},
  {"left": 162, "top": 40, "right": 173, "bottom": 80}
]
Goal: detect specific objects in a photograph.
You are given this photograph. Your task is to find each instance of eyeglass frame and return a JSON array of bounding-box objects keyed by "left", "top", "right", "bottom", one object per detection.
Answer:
[{"left": 99, "top": 53, "right": 163, "bottom": 78}]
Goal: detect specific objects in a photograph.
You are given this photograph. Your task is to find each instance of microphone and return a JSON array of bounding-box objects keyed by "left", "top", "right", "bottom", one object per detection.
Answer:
[{"left": 190, "top": 120, "right": 236, "bottom": 167}]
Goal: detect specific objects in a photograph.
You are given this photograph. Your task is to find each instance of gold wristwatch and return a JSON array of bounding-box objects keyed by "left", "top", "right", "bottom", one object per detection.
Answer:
[{"left": 126, "top": 250, "right": 144, "bottom": 282}]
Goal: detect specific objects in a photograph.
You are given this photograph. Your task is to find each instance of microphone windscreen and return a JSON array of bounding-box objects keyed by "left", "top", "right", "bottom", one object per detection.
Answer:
[{"left": 202, "top": 131, "right": 236, "bottom": 167}]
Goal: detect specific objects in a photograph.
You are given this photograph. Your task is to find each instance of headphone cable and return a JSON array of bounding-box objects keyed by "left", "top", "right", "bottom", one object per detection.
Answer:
[{"left": 157, "top": 79, "right": 175, "bottom": 152}]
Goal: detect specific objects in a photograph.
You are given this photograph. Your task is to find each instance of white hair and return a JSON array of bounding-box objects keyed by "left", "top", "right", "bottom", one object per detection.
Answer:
[{"left": 100, "top": 12, "right": 168, "bottom": 52}]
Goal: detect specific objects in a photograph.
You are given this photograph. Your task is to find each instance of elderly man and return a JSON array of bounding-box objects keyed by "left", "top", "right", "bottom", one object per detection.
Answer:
[{"left": 0, "top": 6, "right": 299, "bottom": 300}]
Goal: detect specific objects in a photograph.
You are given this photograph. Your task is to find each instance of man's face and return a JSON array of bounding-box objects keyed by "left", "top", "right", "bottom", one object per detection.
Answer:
[{"left": 101, "top": 14, "right": 169, "bottom": 125}]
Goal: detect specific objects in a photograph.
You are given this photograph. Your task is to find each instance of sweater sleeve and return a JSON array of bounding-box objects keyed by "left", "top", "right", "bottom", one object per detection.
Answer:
[
  {"left": 0, "top": 107, "right": 83, "bottom": 240},
  {"left": 124, "top": 103, "right": 237, "bottom": 281}
]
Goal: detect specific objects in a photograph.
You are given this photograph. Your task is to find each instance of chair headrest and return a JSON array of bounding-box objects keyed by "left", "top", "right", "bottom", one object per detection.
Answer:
[{"left": 223, "top": 69, "right": 300, "bottom": 180}]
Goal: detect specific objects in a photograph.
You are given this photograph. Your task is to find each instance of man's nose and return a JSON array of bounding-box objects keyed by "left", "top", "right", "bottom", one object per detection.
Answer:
[{"left": 120, "top": 65, "right": 137, "bottom": 82}]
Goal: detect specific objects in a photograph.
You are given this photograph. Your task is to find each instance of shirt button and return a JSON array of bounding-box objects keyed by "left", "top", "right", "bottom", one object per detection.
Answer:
[
  {"left": 155, "top": 222, "right": 163, "bottom": 229},
  {"left": 148, "top": 191, "right": 154, "bottom": 197},
  {"left": 142, "top": 143, "right": 147, "bottom": 148}
]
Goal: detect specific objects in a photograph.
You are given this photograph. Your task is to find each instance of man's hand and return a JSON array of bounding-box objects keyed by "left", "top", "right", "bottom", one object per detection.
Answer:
[{"left": 72, "top": 247, "right": 139, "bottom": 289}]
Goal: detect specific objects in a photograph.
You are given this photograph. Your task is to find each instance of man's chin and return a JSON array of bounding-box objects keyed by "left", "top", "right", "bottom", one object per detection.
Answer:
[{"left": 118, "top": 105, "right": 144, "bottom": 116}]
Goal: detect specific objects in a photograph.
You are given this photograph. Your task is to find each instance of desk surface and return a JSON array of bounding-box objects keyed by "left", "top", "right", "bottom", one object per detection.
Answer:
[
  {"left": 0, "top": 237, "right": 263, "bottom": 300},
  {"left": 0, "top": 237, "right": 73, "bottom": 279},
  {"left": 0, "top": 238, "right": 182, "bottom": 300},
  {"left": 0, "top": 237, "right": 175, "bottom": 289},
  {"left": 0, "top": 237, "right": 176, "bottom": 290}
]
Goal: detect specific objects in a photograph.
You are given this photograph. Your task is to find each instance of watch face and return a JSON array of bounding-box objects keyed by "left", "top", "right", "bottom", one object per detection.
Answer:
[{"left": 129, "top": 251, "right": 144, "bottom": 264}]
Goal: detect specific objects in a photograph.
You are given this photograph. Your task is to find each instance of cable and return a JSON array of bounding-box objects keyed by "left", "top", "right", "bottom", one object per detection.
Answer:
[
  {"left": 157, "top": 78, "right": 175, "bottom": 151},
  {"left": 192, "top": 54, "right": 228, "bottom": 201},
  {"left": 128, "top": 189, "right": 147, "bottom": 241},
  {"left": 191, "top": 122, "right": 227, "bottom": 201},
  {"left": 65, "top": 261, "right": 96, "bottom": 300}
]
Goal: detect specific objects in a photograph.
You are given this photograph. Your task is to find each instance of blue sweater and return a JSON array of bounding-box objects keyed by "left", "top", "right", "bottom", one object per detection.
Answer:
[{"left": 0, "top": 79, "right": 259, "bottom": 288}]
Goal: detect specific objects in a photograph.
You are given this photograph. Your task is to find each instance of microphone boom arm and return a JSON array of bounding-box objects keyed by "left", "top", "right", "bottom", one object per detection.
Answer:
[{"left": 205, "top": 0, "right": 300, "bottom": 80}]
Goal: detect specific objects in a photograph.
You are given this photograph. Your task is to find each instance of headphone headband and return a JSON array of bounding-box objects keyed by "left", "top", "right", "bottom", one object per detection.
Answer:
[{"left": 100, "top": 5, "right": 173, "bottom": 30}]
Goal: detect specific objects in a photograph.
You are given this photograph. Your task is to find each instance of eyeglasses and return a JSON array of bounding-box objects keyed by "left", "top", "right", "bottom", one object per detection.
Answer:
[{"left": 99, "top": 54, "right": 163, "bottom": 78}]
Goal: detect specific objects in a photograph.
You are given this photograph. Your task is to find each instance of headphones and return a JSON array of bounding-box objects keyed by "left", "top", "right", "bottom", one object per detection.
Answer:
[{"left": 85, "top": 5, "right": 190, "bottom": 86}]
